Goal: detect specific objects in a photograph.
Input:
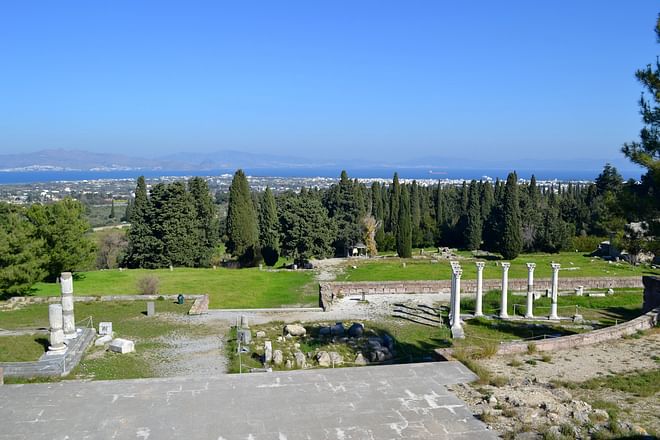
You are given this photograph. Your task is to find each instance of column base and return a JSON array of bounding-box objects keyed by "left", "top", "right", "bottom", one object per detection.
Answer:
[
  {"left": 524, "top": 314, "right": 534, "bottom": 319},
  {"left": 499, "top": 313, "right": 509, "bottom": 319},
  {"left": 474, "top": 312, "right": 483, "bottom": 318},
  {"left": 47, "top": 344, "right": 67, "bottom": 353},
  {"left": 548, "top": 314, "right": 559, "bottom": 320},
  {"left": 64, "top": 332, "right": 78, "bottom": 340}
]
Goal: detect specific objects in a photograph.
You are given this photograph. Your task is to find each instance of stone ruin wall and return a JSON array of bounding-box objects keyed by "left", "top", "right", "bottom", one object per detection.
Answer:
[
  {"left": 494, "top": 306, "right": 659, "bottom": 355},
  {"left": 643, "top": 275, "right": 660, "bottom": 313},
  {"left": 319, "top": 277, "right": 643, "bottom": 310}
]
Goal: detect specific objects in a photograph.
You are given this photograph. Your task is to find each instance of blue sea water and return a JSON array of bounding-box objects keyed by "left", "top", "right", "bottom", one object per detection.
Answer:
[{"left": 0, "top": 167, "right": 635, "bottom": 184}]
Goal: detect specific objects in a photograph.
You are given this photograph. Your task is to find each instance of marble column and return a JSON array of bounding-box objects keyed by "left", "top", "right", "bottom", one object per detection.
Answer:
[
  {"left": 61, "top": 272, "right": 77, "bottom": 339},
  {"left": 549, "top": 263, "right": 561, "bottom": 319},
  {"left": 451, "top": 268, "right": 463, "bottom": 330},
  {"left": 475, "top": 262, "right": 485, "bottom": 317},
  {"left": 48, "top": 304, "right": 66, "bottom": 352},
  {"left": 525, "top": 263, "right": 536, "bottom": 318},
  {"left": 499, "top": 263, "right": 510, "bottom": 319},
  {"left": 449, "top": 261, "right": 459, "bottom": 326}
]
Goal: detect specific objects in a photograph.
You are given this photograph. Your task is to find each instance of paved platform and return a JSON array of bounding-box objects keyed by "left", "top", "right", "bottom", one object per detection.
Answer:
[{"left": 0, "top": 362, "right": 497, "bottom": 439}]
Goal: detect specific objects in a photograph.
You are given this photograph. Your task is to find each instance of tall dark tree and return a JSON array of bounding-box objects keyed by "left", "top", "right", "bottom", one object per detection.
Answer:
[
  {"left": 188, "top": 177, "right": 219, "bottom": 266},
  {"left": 463, "top": 180, "right": 482, "bottom": 250},
  {"left": 109, "top": 199, "right": 116, "bottom": 219},
  {"left": 125, "top": 176, "right": 159, "bottom": 268},
  {"left": 389, "top": 173, "right": 401, "bottom": 233},
  {"left": 410, "top": 181, "right": 422, "bottom": 246},
  {"left": 226, "top": 169, "right": 260, "bottom": 265},
  {"left": 259, "top": 187, "right": 280, "bottom": 266},
  {"left": 500, "top": 172, "right": 523, "bottom": 260},
  {"left": 396, "top": 185, "right": 412, "bottom": 258},
  {"left": 324, "top": 171, "right": 362, "bottom": 256}
]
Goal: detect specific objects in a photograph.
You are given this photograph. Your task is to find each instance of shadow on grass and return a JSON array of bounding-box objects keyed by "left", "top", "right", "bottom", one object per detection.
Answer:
[
  {"left": 35, "top": 337, "right": 50, "bottom": 351},
  {"left": 598, "top": 306, "right": 644, "bottom": 322}
]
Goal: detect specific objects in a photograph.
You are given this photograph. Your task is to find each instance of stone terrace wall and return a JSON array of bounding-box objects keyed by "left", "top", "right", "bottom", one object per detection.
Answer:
[
  {"left": 0, "top": 294, "right": 204, "bottom": 311},
  {"left": 319, "top": 277, "right": 643, "bottom": 310},
  {"left": 495, "top": 307, "right": 660, "bottom": 355}
]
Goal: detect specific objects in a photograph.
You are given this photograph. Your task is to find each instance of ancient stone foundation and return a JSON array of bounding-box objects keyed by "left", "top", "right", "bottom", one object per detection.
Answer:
[{"left": 642, "top": 275, "right": 660, "bottom": 313}]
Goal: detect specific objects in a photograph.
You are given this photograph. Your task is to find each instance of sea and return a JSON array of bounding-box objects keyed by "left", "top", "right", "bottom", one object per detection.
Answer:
[{"left": 0, "top": 167, "right": 641, "bottom": 185}]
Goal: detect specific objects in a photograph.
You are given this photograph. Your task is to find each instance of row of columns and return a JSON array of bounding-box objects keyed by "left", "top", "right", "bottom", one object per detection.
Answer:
[
  {"left": 449, "top": 261, "right": 562, "bottom": 330},
  {"left": 48, "top": 272, "right": 77, "bottom": 353}
]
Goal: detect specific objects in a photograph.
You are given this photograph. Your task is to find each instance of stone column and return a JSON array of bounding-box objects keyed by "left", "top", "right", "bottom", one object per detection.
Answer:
[
  {"left": 499, "top": 263, "right": 510, "bottom": 319},
  {"left": 449, "top": 261, "right": 459, "bottom": 326},
  {"left": 525, "top": 263, "right": 536, "bottom": 318},
  {"left": 451, "top": 268, "right": 463, "bottom": 330},
  {"left": 60, "top": 272, "right": 77, "bottom": 339},
  {"left": 48, "top": 304, "right": 66, "bottom": 352},
  {"left": 475, "top": 262, "right": 485, "bottom": 317},
  {"left": 549, "top": 263, "right": 560, "bottom": 319}
]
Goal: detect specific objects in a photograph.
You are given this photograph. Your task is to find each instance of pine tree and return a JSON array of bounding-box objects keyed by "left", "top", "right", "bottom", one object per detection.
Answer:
[
  {"left": 226, "top": 169, "right": 260, "bottom": 265},
  {"left": 500, "top": 172, "right": 523, "bottom": 260},
  {"left": 464, "top": 180, "right": 482, "bottom": 250},
  {"left": 396, "top": 185, "right": 412, "bottom": 258},
  {"left": 259, "top": 187, "right": 280, "bottom": 266},
  {"left": 0, "top": 203, "right": 47, "bottom": 296}
]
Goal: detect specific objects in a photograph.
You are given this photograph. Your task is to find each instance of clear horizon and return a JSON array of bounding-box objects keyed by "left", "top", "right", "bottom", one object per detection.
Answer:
[{"left": 0, "top": 1, "right": 658, "bottom": 170}]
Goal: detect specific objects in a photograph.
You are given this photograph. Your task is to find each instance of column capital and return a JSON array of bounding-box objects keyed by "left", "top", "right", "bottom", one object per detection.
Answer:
[
  {"left": 475, "top": 261, "right": 485, "bottom": 269},
  {"left": 526, "top": 262, "right": 536, "bottom": 269},
  {"left": 551, "top": 263, "right": 561, "bottom": 270},
  {"left": 501, "top": 262, "right": 511, "bottom": 269},
  {"left": 453, "top": 269, "right": 463, "bottom": 279}
]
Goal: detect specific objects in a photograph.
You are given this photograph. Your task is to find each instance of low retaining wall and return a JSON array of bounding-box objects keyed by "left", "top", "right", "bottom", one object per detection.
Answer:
[
  {"left": 0, "top": 294, "right": 205, "bottom": 311},
  {"left": 319, "top": 277, "right": 643, "bottom": 310},
  {"left": 495, "top": 307, "right": 660, "bottom": 355}
]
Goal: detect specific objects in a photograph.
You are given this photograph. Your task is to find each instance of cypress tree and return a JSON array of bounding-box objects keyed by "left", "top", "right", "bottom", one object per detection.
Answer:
[
  {"left": 109, "top": 199, "right": 116, "bottom": 219},
  {"left": 464, "top": 180, "right": 482, "bottom": 250},
  {"left": 122, "top": 198, "right": 133, "bottom": 222},
  {"left": 396, "top": 185, "right": 412, "bottom": 258},
  {"left": 259, "top": 187, "right": 280, "bottom": 266},
  {"left": 501, "top": 172, "right": 523, "bottom": 260},
  {"left": 125, "top": 176, "right": 160, "bottom": 268},
  {"left": 188, "top": 177, "right": 218, "bottom": 266},
  {"left": 151, "top": 182, "right": 198, "bottom": 267},
  {"left": 410, "top": 181, "right": 422, "bottom": 246},
  {"left": 226, "top": 169, "right": 260, "bottom": 265},
  {"left": 389, "top": 173, "right": 400, "bottom": 233},
  {"left": 479, "top": 180, "right": 494, "bottom": 223}
]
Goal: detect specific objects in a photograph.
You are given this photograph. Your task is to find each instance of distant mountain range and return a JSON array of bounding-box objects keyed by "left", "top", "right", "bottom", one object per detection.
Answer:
[{"left": 0, "top": 148, "right": 641, "bottom": 174}]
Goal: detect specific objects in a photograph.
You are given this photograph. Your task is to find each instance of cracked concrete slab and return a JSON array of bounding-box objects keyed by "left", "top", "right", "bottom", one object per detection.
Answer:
[{"left": 0, "top": 362, "right": 497, "bottom": 439}]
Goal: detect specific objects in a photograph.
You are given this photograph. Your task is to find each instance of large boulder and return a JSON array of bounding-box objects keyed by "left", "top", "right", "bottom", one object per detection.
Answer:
[
  {"left": 284, "top": 324, "right": 307, "bottom": 337},
  {"left": 331, "top": 322, "right": 345, "bottom": 336},
  {"left": 273, "top": 350, "right": 283, "bottom": 366},
  {"left": 347, "top": 323, "right": 364, "bottom": 338}
]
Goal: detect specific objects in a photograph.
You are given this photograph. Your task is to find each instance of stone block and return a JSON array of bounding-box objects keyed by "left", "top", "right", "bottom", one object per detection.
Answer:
[
  {"left": 95, "top": 334, "right": 113, "bottom": 346},
  {"left": 109, "top": 338, "right": 135, "bottom": 354},
  {"left": 284, "top": 324, "right": 306, "bottom": 337},
  {"left": 147, "top": 302, "right": 155, "bottom": 317}
]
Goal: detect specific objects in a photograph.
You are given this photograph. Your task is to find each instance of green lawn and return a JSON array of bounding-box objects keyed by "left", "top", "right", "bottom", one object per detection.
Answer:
[
  {"left": 0, "top": 334, "right": 49, "bottom": 362},
  {"left": 29, "top": 267, "right": 317, "bottom": 309},
  {"left": 341, "top": 252, "right": 658, "bottom": 281}
]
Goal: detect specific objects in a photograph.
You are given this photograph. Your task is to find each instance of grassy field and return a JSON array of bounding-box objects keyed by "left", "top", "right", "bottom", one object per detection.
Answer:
[
  {"left": 29, "top": 267, "right": 317, "bottom": 309},
  {"left": 341, "top": 252, "right": 658, "bottom": 281}
]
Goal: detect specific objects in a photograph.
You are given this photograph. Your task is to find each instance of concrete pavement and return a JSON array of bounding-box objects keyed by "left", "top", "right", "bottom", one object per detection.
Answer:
[{"left": 0, "top": 362, "right": 497, "bottom": 439}]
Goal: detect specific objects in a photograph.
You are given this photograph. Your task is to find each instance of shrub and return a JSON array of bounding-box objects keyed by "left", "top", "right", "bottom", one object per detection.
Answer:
[
  {"left": 571, "top": 235, "right": 606, "bottom": 253},
  {"left": 541, "top": 354, "right": 552, "bottom": 363},
  {"left": 527, "top": 342, "right": 537, "bottom": 354},
  {"left": 508, "top": 358, "right": 522, "bottom": 367},
  {"left": 137, "top": 275, "right": 160, "bottom": 295}
]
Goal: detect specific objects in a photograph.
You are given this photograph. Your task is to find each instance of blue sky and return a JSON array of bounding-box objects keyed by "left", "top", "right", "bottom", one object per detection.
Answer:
[{"left": 0, "top": 1, "right": 658, "bottom": 170}]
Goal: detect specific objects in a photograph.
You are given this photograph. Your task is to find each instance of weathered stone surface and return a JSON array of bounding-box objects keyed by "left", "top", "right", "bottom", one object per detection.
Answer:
[
  {"left": 643, "top": 275, "right": 660, "bottom": 312},
  {"left": 284, "top": 324, "right": 306, "bottom": 337},
  {"left": 354, "top": 353, "right": 368, "bottom": 366},
  {"left": 329, "top": 352, "right": 343, "bottom": 366},
  {"left": 147, "top": 301, "right": 155, "bottom": 316},
  {"left": 294, "top": 351, "right": 306, "bottom": 368},
  {"left": 255, "top": 331, "right": 266, "bottom": 338},
  {"left": 264, "top": 341, "right": 273, "bottom": 363},
  {"left": 95, "top": 334, "right": 113, "bottom": 346},
  {"left": 273, "top": 350, "right": 283, "bottom": 366},
  {"left": 316, "top": 351, "right": 331, "bottom": 367},
  {"left": 284, "top": 359, "right": 293, "bottom": 369},
  {"left": 109, "top": 338, "right": 135, "bottom": 354},
  {"left": 48, "top": 304, "right": 66, "bottom": 352},
  {"left": 347, "top": 322, "right": 364, "bottom": 338},
  {"left": 98, "top": 322, "right": 113, "bottom": 336}
]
